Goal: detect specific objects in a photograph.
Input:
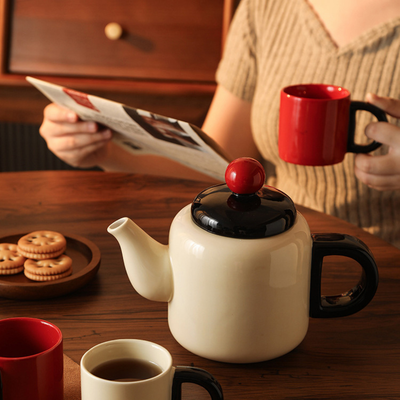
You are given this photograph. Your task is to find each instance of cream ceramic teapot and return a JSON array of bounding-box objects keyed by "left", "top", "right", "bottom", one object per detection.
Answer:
[{"left": 108, "top": 158, "right": 378, "bottom": 363}]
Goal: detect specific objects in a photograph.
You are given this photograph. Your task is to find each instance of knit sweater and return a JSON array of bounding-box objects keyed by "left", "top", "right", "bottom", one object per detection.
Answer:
[{"left": 216, "top": 0, "right": 400, "bottom": 248}]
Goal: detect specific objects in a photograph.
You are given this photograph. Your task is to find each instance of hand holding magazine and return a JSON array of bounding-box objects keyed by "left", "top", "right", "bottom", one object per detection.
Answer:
[{"left": 27, "top": 77, "right": 230, "bottom": 181}]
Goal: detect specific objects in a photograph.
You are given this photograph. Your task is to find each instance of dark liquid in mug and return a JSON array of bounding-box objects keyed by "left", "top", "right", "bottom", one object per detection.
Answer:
[{"left": 91, "top": 358, "right": 163, "bottom": 382}]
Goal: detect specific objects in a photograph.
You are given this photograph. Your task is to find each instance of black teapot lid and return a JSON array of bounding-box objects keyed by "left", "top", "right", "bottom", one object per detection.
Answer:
[{"left": 191, "top": 158, "right": 297, "bottom": 239}]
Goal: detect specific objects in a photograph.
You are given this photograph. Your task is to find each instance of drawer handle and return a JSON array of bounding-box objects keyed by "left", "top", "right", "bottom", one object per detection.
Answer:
[{"left": 105, "top": 22, "right": 123, "bottom": 40}]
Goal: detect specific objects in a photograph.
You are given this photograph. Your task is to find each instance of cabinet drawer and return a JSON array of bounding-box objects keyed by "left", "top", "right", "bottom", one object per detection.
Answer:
[{"left": 8, "top": 0, "right": 225, "bottom": 82}]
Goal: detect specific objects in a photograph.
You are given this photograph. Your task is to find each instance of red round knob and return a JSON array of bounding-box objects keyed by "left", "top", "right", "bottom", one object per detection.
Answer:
[{"left": 225, "top": 157, "right": 266, "bottom": 194}]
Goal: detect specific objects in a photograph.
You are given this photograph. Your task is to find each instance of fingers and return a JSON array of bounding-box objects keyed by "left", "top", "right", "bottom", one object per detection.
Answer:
[
  {"left": 40, "top": 118, "right": 98, "bottom": 139},
  {"left": 56, "top": 139, "right": 110, "bottom": 168},
  {"left": 40, "top": 102, "right": 112, "bottom": 150},
  {"left": 40, "top": 105, "right": 99, "bottom": 139},
  {"left": 366, "top": 93, "right": 400, "bottom": 119},
  {"left": 43, "top": 103, "right": 79, "bottom": 123},
  {"left": 364, "top": 120, "right": 400, "bottom": 148},
  {"left": 46, "top": 128, "right": 112, "bottom": 154},
  {"left": 355, "top": 152, "right": 399, "bottom": 176},
  {"left": 355, "top": 153, "right": 400, "bottom": 191},
  {"left": 355, "top": 96, "right": 400, "bottom": 190},
  {"left": 39, "top": 103, "right": 113, "bottom": 168}
]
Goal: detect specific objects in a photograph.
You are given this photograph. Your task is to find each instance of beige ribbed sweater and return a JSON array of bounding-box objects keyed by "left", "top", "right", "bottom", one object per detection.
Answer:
[{"left": 216, "top": 0, "right": 400, "bottom": 248}]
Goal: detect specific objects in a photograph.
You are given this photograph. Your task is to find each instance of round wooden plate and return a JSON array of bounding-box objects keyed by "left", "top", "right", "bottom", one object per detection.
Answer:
[{"left": 0, "top": 233, "right": 101, "bottom": 300}]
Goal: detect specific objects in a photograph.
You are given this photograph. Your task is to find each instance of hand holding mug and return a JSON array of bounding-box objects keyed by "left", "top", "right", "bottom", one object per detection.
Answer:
[
  {"left": 279, "top": 84, "right": 388, "bottom": 166},
  {"left": 354, "top": 93, "right": 400, "bottom": 191}
]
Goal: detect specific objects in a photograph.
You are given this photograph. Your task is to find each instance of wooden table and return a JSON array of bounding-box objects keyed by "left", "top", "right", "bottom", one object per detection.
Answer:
[{"left": 1, "top": 170, "right": 400, "bottom": 399}]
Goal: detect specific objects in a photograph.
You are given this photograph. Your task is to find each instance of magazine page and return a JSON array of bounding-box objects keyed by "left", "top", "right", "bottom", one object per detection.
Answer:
[{"left": 26, "top": 77, "right": 230, "bottom": 181}]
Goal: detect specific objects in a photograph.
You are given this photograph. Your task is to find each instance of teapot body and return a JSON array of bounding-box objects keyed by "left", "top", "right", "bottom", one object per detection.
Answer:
[
  {"left": 168, "top": 204, "right": 312, "bottom": 363},
  {"left": 108, "top": 158, "right": 379, "bottom": 364}
]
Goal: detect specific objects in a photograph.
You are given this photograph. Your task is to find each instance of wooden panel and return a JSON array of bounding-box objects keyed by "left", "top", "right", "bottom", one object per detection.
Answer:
[
  {"left": 0, "top": 0, "right": 238, "bottom": 124},
  {"left": 8, "top": 0, "right": 224, "bottom": 82}
]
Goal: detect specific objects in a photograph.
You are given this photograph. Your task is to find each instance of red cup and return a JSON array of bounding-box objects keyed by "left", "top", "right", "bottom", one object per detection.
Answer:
[
  {"left": 279, "top": 84, "right": 387, "bottom": 166},
  {"left": 0, "top": 318, "right": 63, "bottom": 400}
]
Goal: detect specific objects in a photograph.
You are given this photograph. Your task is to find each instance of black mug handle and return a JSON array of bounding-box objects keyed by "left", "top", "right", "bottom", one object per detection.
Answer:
[
  {"left": 309, "top": 233, "right": 379, "bottom": 318},
  {"left": 347, "top": 101, "right": 387, "bottom": 153},
  {"left": 172, "top": 366, "right": 224, "bottom": 400}
]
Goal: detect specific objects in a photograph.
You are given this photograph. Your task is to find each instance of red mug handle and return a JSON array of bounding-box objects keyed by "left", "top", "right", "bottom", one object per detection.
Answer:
[
  {"left": 347, "top": 101, "right": 387, "bottom": 153},
  {"left": 309, "top": 233, "right": 379, "bottom": 318}
]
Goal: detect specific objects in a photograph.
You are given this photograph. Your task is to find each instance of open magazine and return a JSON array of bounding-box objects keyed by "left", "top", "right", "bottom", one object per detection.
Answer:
[{"left": 27, "top": 77, "right": 230, "bottom": 181}]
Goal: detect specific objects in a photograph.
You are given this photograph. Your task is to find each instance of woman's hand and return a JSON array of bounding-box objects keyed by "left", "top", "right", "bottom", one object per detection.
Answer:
[
  {"left": 39, "top": 103, "right": 113, "bottom": 169},
  {"left": 354, "top": 93, "right": 400, "bottom": 191}
]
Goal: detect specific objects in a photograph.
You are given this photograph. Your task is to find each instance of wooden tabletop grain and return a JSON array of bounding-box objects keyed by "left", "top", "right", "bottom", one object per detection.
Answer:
[{"left": 1, "top": 170, "right": 400, "bottom": 400}]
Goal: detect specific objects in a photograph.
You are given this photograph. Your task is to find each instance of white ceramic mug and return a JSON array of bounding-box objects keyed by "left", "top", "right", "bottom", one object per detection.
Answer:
[{"left": 81, "top": 339, "right": 224, "bottom": 400}]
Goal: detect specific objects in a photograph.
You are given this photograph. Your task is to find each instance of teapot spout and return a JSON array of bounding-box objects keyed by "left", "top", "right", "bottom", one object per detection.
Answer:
[{"left": 107, "top": 217, "right": 172, "bottom": 302}]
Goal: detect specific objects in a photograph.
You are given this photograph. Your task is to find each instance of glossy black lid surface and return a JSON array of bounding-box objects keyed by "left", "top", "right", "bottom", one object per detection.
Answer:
[{"left": 191, "top": 158, "right": 297, "bottom": 239}]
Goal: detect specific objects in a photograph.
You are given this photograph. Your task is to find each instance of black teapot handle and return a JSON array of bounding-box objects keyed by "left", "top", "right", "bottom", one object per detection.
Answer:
[{"left": 309, "top": 234, "right": 379, "bottom": 318}]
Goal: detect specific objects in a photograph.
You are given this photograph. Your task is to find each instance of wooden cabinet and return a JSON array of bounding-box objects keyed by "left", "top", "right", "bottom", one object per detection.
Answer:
[{"left": 0, "top": 0, "right": 238, "bottom": 125}]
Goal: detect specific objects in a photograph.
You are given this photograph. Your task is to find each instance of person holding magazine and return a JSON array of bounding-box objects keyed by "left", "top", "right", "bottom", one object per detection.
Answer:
[{"left": 39, "top": 0, "right": 400, "bottom": 248}]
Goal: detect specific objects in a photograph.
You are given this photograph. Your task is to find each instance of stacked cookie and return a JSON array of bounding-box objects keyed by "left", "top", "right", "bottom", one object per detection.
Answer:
[
  {"left": 0, "top": 231, "right": 73, "bottom": 281},
  {"left": 0, "top": 243, "right": 26, "bottom": 275},
  {"left": 18, "top": 231, "right": 67, "bottom": 260}
]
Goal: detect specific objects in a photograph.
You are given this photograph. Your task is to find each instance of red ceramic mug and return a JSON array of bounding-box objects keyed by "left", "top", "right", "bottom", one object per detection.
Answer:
[
  {"left": 0, "top": 318, "right": 63, "bottom": 400},
  {"left": 279, "top": 84, "right": 387, "bottom": 166}
]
